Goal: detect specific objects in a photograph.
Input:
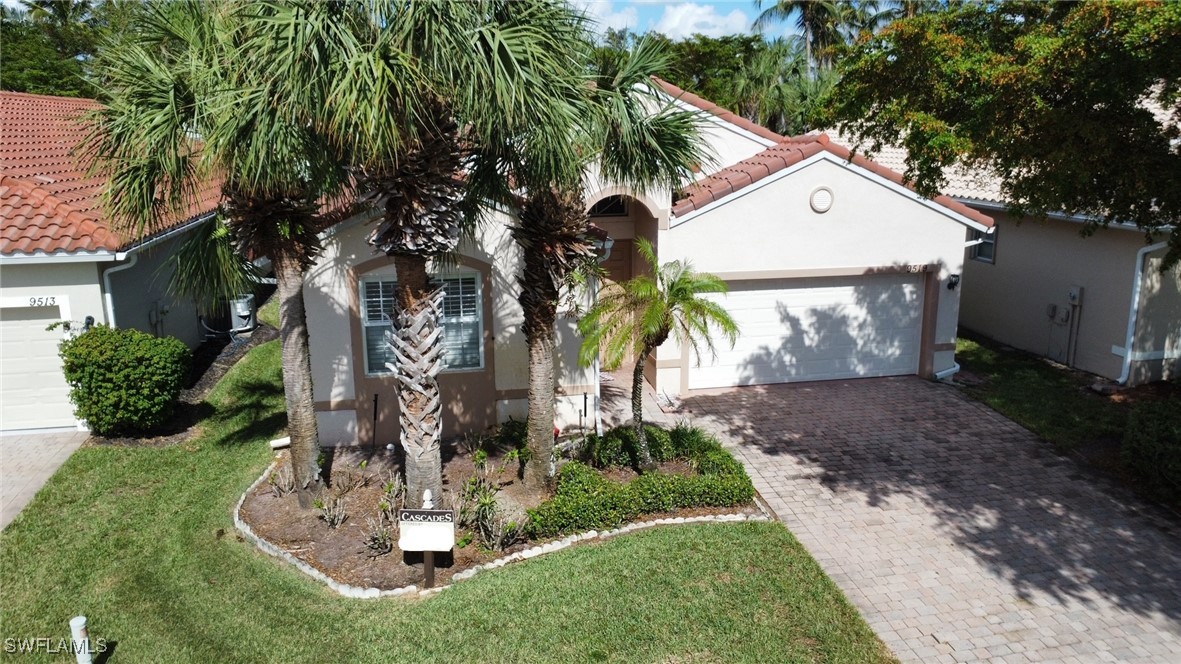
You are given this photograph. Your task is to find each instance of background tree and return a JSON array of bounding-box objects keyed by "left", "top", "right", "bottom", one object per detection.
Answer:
[
  {"left": 753, "top": 0, "right": 848, "bottom": 69},
  {"left": 578, "top": 239, "right": 738, "bottom": 470},
  {"left": 90, "top": 0, "right": 354, "bottom": 507},
  {"left": 827, "top": 0, "right": 1181, "bottom": 267},
  {"left": 508, "top": 36, "right": 709, "bottom": 485}
]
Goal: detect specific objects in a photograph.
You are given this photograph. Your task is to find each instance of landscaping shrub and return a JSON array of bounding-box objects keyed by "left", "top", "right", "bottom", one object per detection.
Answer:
[
  {"left": 587, "top": 424, "right": 677, "bottom": 468},
  {"left": 58, "top": 325, "right": 190, "bottom": 436},
  {"left": 1121, "top": 400, "right": 1181, "bottom": 502},
  {"left": 527, "top": 425, "right": 755, "bottom": 538},
  {"left": 496, "top": 417, "right": 528, "bottom": 450}
]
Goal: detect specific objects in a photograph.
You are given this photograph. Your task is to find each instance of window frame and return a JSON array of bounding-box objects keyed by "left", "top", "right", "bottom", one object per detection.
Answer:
[
  {"left": 969, "top": 228, "right": 997, "bottom": 264},
  {"left": 359, "top": 268, "right": 485, "bottom": 376}
]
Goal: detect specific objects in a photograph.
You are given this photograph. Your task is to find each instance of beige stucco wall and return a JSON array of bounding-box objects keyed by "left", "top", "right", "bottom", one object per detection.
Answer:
[
  {"left": 0, "top": 261, "right": 108, "bottom": 327},
  {"left": 304, "top": 210, "right": 595, "bottom": 446},
  {"left": 104, "top": 233, "right": 205, "bottom": 348},
  {"left": 651, "top": 156, "right": 971, "bottom": 393},
  {"left": 959, "top": 212, "right": 1155, "bottom": 382}
]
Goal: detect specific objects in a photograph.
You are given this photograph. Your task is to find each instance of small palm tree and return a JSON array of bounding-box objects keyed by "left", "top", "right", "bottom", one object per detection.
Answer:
[{"left": 578, "top": 239, "right": 738, "bottom": 470}]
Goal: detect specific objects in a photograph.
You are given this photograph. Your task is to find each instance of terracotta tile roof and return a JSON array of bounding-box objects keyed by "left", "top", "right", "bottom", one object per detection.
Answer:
[
  {"left": 0, "top": 91, "right": 220, "bottom": 257},
  {"left": 652, "top": 77, "right": 785, "bottom": 144},
  {"left": 671, "top": 133, "right": 994, "bottom": 228}
]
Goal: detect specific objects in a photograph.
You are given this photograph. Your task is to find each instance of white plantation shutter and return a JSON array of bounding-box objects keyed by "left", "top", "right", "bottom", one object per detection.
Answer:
[{"left": 361, "top": 272, "right": 482, "bottom": 374}]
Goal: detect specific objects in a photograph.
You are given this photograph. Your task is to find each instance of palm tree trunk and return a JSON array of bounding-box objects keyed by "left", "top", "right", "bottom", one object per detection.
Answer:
[
  {"left": 523, "top": 328, "right": 556, "bottom": 486},
  {"left": 389, "top": 254, "right": 445, "bottom": 509},
  {"left": 631, "top": 347, "right": 655, "bottom": 471},
  {"left": 273, "top": 250, "right": 321, "bottom": 508}
]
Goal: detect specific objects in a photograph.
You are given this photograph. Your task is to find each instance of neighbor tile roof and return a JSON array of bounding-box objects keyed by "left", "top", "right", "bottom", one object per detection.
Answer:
[
  {"left": 0, "top": 91, "right": 220, "bottom": 257},
  {"left": 825, "top": 132, "right": 1005, "bottom": 204},
  {"left": 671, "top": 133, "right": 995, "bottom": 228},
  {"left": 652, "top": 77, "right": 786, "bottom": 144}
]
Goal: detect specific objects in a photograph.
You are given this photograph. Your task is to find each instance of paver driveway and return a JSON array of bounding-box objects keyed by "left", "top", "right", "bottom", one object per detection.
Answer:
[
  {"left": 1, "top": 431, "right": 87, "bottom": 530},
  {"left": 678, "top": 376, "right": 1181, "bottom": 663}
]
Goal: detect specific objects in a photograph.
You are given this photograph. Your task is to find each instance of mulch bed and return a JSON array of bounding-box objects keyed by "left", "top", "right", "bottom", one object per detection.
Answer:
[
  {"left": 239, "top": 444, "right": 760, "bottom": 591},
  {"left": 84, "top": 324, "right": 280, "bottom": 448}
]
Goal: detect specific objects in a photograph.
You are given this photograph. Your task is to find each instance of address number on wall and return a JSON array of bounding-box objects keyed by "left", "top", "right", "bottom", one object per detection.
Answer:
[
  {"left": 28, "top": 296, "right": 58, "bottom": 307},
  {"left": 904, "top": 265, "right": 931, "bottom": 273}
]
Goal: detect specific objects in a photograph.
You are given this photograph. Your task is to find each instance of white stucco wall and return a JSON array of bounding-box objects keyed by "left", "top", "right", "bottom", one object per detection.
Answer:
[
  {"left": 653, "top": 156, "right": 975, "bottom": 391},
  {"left": 694, "top": 116, "right": 776, "bottom": 179}
]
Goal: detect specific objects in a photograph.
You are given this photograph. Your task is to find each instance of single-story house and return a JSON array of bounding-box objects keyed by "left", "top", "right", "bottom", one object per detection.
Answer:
[
  {"left": 0, "top": 91, "right": 219, "bottom": 433},
  {"left": 304, "top": 80, "right": 995, "bottom": 446},
  {"left": 825, "top": 135, "right": 1181, "bottom": 386}
]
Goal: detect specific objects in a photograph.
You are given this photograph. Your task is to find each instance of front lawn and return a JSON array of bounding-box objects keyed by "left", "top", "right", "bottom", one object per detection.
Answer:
[{"left": 0, "top": 340, "right": 893, "bottom": 663}]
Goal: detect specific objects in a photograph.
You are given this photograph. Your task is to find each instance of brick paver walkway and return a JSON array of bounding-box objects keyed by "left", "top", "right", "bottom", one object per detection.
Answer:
[
  {"left": 678, "top": 377, "right": 1181, "bottom": 663},
  {"left": 1, "top": 431, "right": 87, "bottom": 530}
]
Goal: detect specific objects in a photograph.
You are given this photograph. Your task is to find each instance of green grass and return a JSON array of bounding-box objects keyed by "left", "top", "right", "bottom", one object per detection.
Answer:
[
  {"left": 1, "top": 341, "right": 893, "bottom": 663},
  {"left": 956, "top": 334, "right": 1128, "bottom": 449},
  {"left": 256, "top": 291, "right": 280, "bottom": 329}
]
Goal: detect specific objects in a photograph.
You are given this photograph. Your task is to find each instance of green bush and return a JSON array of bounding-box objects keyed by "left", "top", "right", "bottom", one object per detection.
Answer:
[
  {"left": 527, "top": 425, "right": 755, "bottom": 538},
  {"left": 58, "top": 325, "right": 191, "bottom": 436},
  {"left": 587, "top": 424, "right": 678, "bottom": 468},
  {"left": 1121, "top": 400, "right": 1181, "bottom": 502},
  {"left": 496, "top": 417, "right": 528, "bottom": 450}
]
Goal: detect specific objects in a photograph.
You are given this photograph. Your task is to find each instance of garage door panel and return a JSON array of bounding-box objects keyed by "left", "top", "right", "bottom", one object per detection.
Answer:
[
  {"left": 1, "top": 306, "right": 75, "bottom": 430},
  {"left": 689, "top": 274, "right": 923, "bottom": 389}
]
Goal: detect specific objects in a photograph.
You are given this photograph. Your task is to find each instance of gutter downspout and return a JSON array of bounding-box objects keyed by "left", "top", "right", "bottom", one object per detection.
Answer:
[
  {"left": 1117, "top": 241, "right": 1168, "bottom": 385},
  {"left": 101, "top": 253, "right": 138, "bottom": 328},
  {"left": 100, "top": 212, "right": 217, "bottom": 329}
]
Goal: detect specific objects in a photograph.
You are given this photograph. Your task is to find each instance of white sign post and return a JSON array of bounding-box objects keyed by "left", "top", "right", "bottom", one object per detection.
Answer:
[{"left": 398, "top": 490, "right": 455, "bottom": 588}]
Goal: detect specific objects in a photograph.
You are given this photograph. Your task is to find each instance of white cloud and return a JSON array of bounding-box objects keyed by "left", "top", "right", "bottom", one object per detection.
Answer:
[
  {"left": 573, "top": 1, "right": 640, "bottom": 32},
  {"left": 654, "top": 3, "right": 749, "bottom": 39}
]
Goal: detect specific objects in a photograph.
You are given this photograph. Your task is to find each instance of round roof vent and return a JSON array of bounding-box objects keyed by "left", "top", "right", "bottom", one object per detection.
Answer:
[{"left": 810, "top": 186, "right": 834, "bottom": 213}]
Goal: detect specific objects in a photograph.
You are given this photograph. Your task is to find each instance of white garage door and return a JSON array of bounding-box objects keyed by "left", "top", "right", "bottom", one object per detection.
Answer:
[
  {"left": 689, "top": 273, "right": 924, "bottom": 390},
  {"left": 1, "top": 306, "right": 76, "bottom": 430}
]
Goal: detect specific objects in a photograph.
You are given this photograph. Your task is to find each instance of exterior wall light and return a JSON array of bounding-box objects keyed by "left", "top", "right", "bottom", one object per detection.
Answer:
[{"left": 947, "top": 274, "right": 961, "bottom": 290}]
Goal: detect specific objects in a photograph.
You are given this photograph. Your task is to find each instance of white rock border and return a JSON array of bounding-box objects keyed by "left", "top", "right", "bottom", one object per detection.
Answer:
[{"left": 234, "top": 457, "right": 771, "bottom": 599}]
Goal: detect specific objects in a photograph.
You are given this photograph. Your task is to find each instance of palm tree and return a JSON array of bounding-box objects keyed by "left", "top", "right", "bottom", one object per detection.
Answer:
[
  {"left": 753, "top": 0, "right": 848, "bottom": 70},
  {"left": 509, "top": 36, "right": 709, "bottom": 485},
  {"left": 578, "top": 239, "right": 738, "bottom": 470},
  {"left": 89, "top": 1, "right": 355, "bottom": 507},
  {"left": 254, "top": 0, "right": 589, "bottom": 505}
]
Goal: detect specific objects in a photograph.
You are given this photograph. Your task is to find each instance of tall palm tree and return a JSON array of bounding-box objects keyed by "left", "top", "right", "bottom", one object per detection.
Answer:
[
  {"left": 753, "top": 0, "right": 848, "bottom": 70},
  {"left": 256, "top": 0, "right": 589, "bottom": 506},
  {"left": 578, "top": 239, "right": 738, "bottom": 470},
  {"left": 89, "top": 1, "right": 356, "bottom": 507},
  {"left": 733, "top": 37, "right": 807, "bottom": 132},
  {"left": 509, "top": 36, "right": 710, "bottom": 485}
]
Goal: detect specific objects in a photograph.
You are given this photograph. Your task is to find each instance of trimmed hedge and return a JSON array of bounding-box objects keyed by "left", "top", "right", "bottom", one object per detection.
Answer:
[
  {"left": 584, "top": 423, "right": 678, "bottom": 468},
  {"left": 1121, "top": 400, "right": 1181, "bottom": 502},
  {"left": 58, "top": 325, "right": 191, "bottom": 436},
  {"left": 527, "top": 425, "right": 755, "bottom": 538}
]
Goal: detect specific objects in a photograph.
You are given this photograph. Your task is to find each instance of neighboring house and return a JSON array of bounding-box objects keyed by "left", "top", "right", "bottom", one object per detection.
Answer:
[
  {"left": 826, "top": 135, "right": 1181, "bottom": 386},
  {"left": 304, "top": 80, "right": 995, "bottom": 446},
  {"left": 0, "top": 91, "right": 219, "bottom": 433}
]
